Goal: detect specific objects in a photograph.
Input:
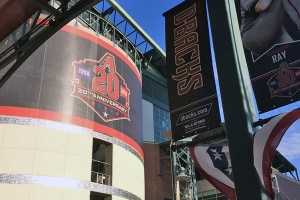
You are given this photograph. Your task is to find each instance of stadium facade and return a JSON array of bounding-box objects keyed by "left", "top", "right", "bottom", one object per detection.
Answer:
[{"left": 0, "top": 1, "right": 161, "bottom": 199}]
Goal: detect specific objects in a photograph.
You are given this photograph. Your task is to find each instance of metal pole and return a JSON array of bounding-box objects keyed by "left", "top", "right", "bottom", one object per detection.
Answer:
[
  {"left": 207, "top": 0, "right": 272, "bottom": 199},
  {"left": 176, "top": 180, "right": 180, "bottom": 200}
]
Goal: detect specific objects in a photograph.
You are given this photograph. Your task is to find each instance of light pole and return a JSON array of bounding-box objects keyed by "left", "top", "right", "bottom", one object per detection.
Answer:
[{"left": 207, "top": 0, "right": 272, "bottom": 199}]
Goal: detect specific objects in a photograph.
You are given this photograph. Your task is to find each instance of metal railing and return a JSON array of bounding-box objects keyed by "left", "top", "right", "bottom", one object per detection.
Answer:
[
  {"left": 91, "top": 159, "right": 111, "bottom": 185},
  {"left": 66, "top": 1, "right": 143, "bottom": 71},
  {"left": 91, "top": 171, "right": 111, "bottom": 185}
]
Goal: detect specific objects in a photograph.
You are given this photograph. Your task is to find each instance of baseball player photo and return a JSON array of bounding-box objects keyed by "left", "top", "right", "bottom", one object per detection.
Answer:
[
  {"left": 240, "top": 0, "right": 300, "bottom": 57},
  {"left": 239, "top": 0, "right": 300, "bottom": 113}
]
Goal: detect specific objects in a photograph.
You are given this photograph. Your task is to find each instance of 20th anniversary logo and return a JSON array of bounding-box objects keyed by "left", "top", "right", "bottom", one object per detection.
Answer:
[{"left": 71, "top": 53, "right": 130, "bottom": 122}]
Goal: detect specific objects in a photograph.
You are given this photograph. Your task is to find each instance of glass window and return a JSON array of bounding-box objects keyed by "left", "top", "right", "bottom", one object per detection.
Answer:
[
  {"left": 91, "top": 139, "right": 112, "bottom": 186},
  {"left": 153, "top": 105, "right": 171, "bottom": 143}
]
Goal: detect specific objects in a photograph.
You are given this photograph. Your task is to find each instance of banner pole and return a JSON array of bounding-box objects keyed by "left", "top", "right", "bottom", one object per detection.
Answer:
[{"left": 207, "top": 0, "right": 272, "bottom": 199}]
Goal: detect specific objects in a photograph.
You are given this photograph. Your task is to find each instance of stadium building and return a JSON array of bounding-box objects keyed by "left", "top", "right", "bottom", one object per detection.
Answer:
[
  {"left": 0, "top": 0, "right": 169, "bottom": 199},
  {"left": 1, "top": 1, "right": 300, "bottom": 200}
]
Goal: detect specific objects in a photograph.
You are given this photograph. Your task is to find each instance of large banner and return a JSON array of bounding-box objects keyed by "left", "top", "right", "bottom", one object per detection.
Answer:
[
  {"left": 238, "top": 0, "right": 300, "bottom": 113},
  {"left": 0, "top": 26, "right": 143, "bottom": 149},
  {"left": 164, "top": 0, "right": 221, "bottom": 141}
]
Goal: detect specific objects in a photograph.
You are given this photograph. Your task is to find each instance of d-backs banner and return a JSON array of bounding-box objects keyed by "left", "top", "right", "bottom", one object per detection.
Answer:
[
  {"left": 163, "top": 0, "right": 221, "bottom": 141},
  {"left": 238, "top": 0, "right": 300, "bottom": 113}
]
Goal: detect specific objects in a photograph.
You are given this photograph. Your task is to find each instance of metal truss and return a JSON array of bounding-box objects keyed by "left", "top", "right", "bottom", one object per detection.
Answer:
[
  {"left": 171, "top": 142, "right": 198, "bottom": 200},
  {"left": 159, "top": 142, "right": 172, "bottom": 177},
  {"left": 104, "top": 0, "right": 166, "bottom": 74},
  {"left": 271, "top": 174, "right": 281, "bottom": 200},
  {"left": 0, "top": 0, "right": 167, "bottom": 89},
  {"left": 273, "top": 150, "right": 299, "bottom": 181},
  {"left": 169, "top": 128, "right": 228, "bottom": 200},
  {"left": 0, "top": 0, "right": 102, "bottom": 88},
  {"left": 77, "top": 0, "right": 166, "bottom": 75},
  {"left": 72, "top": 1, "right": 145, "bottom": 71}
]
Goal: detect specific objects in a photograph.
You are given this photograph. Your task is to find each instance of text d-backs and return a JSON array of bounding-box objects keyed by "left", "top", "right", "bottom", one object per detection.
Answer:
[{"left": 172, "top": 3, "right": 203, "bottom": 95}]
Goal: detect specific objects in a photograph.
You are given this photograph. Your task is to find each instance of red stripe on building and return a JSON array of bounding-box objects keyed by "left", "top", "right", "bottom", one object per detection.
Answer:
[{"left": 0, "top": 106, "right": 144, "bottom": 159}]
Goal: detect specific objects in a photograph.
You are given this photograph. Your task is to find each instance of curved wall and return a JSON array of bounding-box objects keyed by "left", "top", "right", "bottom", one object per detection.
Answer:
[{"left": 0, "top": 22, "right": 144, "bottom": 200}]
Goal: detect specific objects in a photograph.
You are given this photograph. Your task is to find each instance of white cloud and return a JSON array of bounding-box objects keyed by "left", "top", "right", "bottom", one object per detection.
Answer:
[{"left": 277, "top": 132, "right": 300, "bottom": 160}]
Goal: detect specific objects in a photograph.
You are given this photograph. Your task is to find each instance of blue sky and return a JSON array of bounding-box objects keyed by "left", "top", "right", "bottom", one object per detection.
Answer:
[
  {"left": 110, "top": 0, "right": 300, "bottom": 179},
  {"left": 113, "top": 0, "right": 182, "bottom": 51}
]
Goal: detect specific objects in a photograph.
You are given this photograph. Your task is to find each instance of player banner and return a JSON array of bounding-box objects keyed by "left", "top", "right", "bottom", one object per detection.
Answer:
[
  {"left": 164, "top": 0, "right": 221, "bottom": 141},
  {"left": 238, "top": 0, "right": 300, "bottom": 113}
]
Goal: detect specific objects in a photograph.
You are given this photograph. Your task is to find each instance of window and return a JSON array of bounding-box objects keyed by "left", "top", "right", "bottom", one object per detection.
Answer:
[
  {"left": 198, "top": 189, "right": 229, "bottom": 200},
  {"left": 91, "top": 139, "right": 112, "bottom": 185},
  {"left": 153, "top": 105, "right": 171, "bottom": 143},
  {"left": 90, "top": 191, "right": 111, "bottom": 200}
]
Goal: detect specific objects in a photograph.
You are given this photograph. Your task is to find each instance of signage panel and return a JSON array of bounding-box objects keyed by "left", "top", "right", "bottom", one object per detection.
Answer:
[
  {"left": 0, "top": 27, "right": 143, "bottom": 148},
  {"left": 239, "top": 0, "right": 300, "bottom": 113},
  {"left": 164, "top": 0, "right": 221, "bottom": 141}
]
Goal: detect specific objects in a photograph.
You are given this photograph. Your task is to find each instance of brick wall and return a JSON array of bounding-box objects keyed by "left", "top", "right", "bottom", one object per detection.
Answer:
[{"left": 144, "top": 142, "right": 173, "bottom": 200}]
